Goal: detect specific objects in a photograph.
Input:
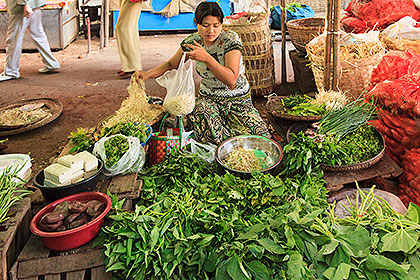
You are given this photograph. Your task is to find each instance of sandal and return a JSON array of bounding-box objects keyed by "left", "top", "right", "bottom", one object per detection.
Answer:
[{"left": 117, "top": 71, "right": 134, "bottom": 79}]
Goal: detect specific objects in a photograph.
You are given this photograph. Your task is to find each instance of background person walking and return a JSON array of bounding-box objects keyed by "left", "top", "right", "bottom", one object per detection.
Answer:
[{"left": 0, "top": 0, "right": 60, "bottom": 82}]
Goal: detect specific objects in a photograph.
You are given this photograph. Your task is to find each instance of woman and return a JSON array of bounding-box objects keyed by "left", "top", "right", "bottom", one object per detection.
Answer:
[
  {"left": 115, "top": 0, "right": 146, "bottom": 79},
  {"left": 135, "top": 1, "right": 270, "bottom": 145}
]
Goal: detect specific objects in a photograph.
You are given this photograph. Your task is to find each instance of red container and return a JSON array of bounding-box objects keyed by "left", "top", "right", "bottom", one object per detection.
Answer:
[{"left": 30, "top": 192, "right": 112, "bottom": 251}]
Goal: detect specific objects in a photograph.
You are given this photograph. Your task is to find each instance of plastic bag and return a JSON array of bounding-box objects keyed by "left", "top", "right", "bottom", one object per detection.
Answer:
[
  {"left": 187, "top": 138, "right": 217, "bottom": 163},
  {"left": 93, "top": 134, "right": 145, "bottom": 176},
  {"left": 382, "top": 16, "right": 420, "bottom": 40},
  {"left": 157, "top": 52, "right": 195, "bottom": 116}
]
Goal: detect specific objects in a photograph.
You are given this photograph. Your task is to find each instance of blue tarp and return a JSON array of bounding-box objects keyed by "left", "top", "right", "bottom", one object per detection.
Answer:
[{"left": 270, "top": 4, "right": 315, "bottom": 30}]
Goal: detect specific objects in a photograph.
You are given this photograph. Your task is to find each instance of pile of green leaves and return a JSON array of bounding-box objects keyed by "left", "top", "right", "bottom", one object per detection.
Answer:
[
  {"left": 310, "top": 187, "right": 420, "bottom": 280},
  {"left": 101, "top": 122, "right": 149, "bottom": 144},
  {"left": 95, "top": 151, "right": 329, "bottom": 279},
  {"left": 104, "top": 135, "right": 129, "bottom": 168},
  {"left": 282, "top": 124, "right": 383, "bottom": 174},
  {"left": 279, "top": 95, "right": 326, "bottom": 116},
  {"left": 69, "top": 128, "right": 97, "bottom": 153}
]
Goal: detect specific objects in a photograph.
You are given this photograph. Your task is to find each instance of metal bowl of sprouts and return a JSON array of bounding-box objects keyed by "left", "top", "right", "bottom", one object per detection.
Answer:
[{"left": 216, "top": 135, "right": 283, "bottom": 177}]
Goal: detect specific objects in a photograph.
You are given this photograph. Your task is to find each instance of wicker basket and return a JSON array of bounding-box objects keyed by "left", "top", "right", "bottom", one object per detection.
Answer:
[
  {"left": 287, "top": 17, "right": 325, "bottom": 53},
  {"left": 306, "top": 42, "right": 385, "bottom": 101},
  {"left": 224, "top": 13, "right": 275, "bottom": 97},
  {"left": 381, "top": 34, "right": 420, "bottom": 53}
]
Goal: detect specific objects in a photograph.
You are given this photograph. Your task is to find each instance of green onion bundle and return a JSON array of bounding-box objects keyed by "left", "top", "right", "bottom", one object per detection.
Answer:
[
  {"left": 0, "top": 167, "right": 32, "bottom": 224},
  {"left": 318, "top": 96, "right": 377, "bottom": 137}
]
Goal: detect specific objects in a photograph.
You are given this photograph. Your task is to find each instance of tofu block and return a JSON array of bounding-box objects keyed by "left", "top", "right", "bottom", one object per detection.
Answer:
[
  {"left": 73, "top": 151, "right": 98, "bottom": 172},
  {"left": 83, "top": 168, "right": 98, "bottom": 180},
  {"left": 57, "top": 155, "right": 84, "bottom": 171},
  {"left": 44, "top": 178, "right": 71, "bottom": 187},
  {"left": 44, "top": 163, "right": 73, "bottom": 184},
  {"left": 70, "top": 169, "right": 84, "bottom": 184}
]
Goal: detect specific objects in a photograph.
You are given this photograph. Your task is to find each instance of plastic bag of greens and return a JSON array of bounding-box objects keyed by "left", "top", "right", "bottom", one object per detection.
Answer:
[{"left": 93, "top": 134, "right": 145, "bottom": 176}]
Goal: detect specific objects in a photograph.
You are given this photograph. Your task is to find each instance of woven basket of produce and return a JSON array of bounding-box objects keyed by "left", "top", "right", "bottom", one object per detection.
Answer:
[
  {"left": 224, "top": 13, "right": 275, "bottom": 97},
  {"left": 306, "top": 33, "right": 386, "bottom": 101},
  {"left": 381, "top": 33, "right": 420, "bottom": 53},
  {"left": 286, "top": 17, "right": 325, "bottom": 53},
  {"left": 266, "top": 95, "right": 323, "bottom": 121}
]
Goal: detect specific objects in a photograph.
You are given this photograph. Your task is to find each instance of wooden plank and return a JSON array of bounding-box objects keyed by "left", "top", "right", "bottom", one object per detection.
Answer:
[
  {"left": 108, "top": 173, "right": 137, "bottom": 194},
  {"left": 0, "top": 198, "right": 31, "bottom": 280},
  {"left": 15, "top": 235, "right": 50, "bottom": 262},
  {"left": 91, "top": 265, "right": 111, "bottom": 280},
  {"left": 115, "top": 179, "right": 142, "bottom": 200},
  {"left": 324, "top": 155, "right": 402, "bottom": 189},
  {"left": 17, "top": 247, "right": 104, "bottom": 278},
  {"left": 67, "top": 269, "right": 86, "bottom": 280}
]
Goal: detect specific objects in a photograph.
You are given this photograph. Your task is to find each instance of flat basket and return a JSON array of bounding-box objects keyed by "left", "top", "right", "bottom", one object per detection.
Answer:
[
  {"left": 266, "top": 95, "right": 322, "bottom": 121},
  {"left": 286, "top": 17, "right": 325, "bottom": 53},
  {"left": 224, "top": 13, "right": 275, "bottom": 97},
  {"left": 381, "top": 34, "right": 420, "bottom": 53}
]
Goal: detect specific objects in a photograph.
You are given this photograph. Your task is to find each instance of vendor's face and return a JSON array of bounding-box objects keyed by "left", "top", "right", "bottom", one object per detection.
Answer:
[{"left": 197, "top": 15, "right": 222, "bottom": 46}]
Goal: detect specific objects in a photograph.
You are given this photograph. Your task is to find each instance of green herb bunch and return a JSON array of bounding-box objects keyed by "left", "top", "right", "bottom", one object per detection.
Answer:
[
  {"left": 104, "top": 135, "right": 129, "bottom": 168},
  {"left": 0, "top": 166, "right": 32, "bottom": 224},
  {"left": 101, "top": 122, "right": 149, "bottom": 144}
]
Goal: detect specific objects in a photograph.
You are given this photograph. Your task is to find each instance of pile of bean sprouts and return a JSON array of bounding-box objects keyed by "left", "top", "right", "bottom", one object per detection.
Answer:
[{"left": 223, "top": 148, "right": 263, "bottom": 172}]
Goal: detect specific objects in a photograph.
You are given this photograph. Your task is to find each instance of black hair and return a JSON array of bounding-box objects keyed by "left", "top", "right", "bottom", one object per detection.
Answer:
[{"left": 194, "top": 1, "right": 224, "bottom": 25}]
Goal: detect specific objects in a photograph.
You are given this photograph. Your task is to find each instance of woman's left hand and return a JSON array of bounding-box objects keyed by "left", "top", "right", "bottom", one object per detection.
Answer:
[{"left": 184, "top": 41, "right": 210, "bottom": 63}]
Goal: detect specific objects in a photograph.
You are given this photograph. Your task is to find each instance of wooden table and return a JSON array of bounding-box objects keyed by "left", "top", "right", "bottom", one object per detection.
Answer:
[{"left": 323, "top": 155, "right": 402, "bottom": 191}]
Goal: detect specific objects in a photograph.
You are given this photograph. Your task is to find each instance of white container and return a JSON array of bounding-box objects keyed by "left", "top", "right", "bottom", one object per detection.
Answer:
[{"left": 0, "top": 154, "right": 32, "bottom": 183}]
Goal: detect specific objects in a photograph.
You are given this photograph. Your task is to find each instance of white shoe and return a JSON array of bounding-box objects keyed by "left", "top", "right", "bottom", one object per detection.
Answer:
[
  {"left": 0, "top": 72, "right": 16, "bottom": 82},
  {"left": 39, "top": 67, "right": 60, "bottom": 74}
]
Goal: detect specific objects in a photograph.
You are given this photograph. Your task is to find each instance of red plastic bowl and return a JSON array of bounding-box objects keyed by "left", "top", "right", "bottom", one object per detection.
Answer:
[{"left": 30, "top": 192, "right": 112, "bottom": 251}]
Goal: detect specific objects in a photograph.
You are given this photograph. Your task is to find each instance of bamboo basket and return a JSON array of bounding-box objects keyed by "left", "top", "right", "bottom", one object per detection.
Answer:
[
  {"left": 224, "top": 13, "right": 275, "bottom": 97},
  {"left": 381, "top": 34, "right": 420, "bottom": 53},
  {"left": 286, "top": 17, "right": 325, "bottom": 53},
  {"left": 306, "top": 38, "right": 385, "bottom": 101}
]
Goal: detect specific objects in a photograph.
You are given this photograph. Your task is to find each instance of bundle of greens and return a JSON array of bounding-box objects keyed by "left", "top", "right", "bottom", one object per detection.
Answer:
[
  {"left": 101, "top": 122, "right": 149, "bottom": 144},
  {"left": 279, "top": 95, "right": 326, "bottom": 116},
  {"left": 0, "top": 167, "right": 32, "bottom": 224},
  {"left": 104, "top": 135, "right": 129, "bottom": 168},
  {"left": 318, "top": 97, "right": 377, "bottom": 137}
]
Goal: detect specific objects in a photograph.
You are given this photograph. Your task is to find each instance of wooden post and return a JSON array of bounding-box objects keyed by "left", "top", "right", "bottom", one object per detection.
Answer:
[
  {"left": 323, "top": 0, "right": 333, "bottom": 91},
  {"left": 280, "top": 0, "right": 287, "bottom": 84},
  {"left": 100, "top": 0, "right": 105, "bottom": 49},
  {"left": 332, "top": 0, "right": 341, "bottom": 91},
  {"left": 87, "top": 17, "right": 91, "bottom": 54},
  {"left": 104, "top": 0, "right": 109, "bottom": 47}
]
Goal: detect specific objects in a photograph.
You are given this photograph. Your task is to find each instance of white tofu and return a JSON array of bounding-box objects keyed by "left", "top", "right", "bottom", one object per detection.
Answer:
[
  {"left": 44, "top": 163, "right": 73, "bottom": 184},
  {"left": 70, "top": 169, "right": 84, "bottom": 184},
  {"left": 83, "top": 169, "right": 97, "bottom": 180},
  {"left": 73, "top": 151, "right": 98, "bottom": 172},
  {"left": 44, "top": 178, "right": 71, "bottom": 187},
  {"left": 57, "top": 155, "right": 84, "bottom": 171}
]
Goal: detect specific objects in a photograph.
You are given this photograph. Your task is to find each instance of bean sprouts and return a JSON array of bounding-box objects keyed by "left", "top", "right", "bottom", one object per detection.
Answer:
[
  {"left": 163, "top": 94, "right": 195, "bottom": 116},
  {"left": 223, "top": 148, "right": 264, "bottom": 172}
]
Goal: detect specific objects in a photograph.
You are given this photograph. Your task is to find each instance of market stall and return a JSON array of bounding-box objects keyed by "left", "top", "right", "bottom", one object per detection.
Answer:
[{"left": 0, "top": 0, "right": 79, "bottom": 50}]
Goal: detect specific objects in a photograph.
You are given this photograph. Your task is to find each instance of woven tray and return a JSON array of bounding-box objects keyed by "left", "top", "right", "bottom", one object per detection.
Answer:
[
  {"left": 0, "top": 98, "right": 63, "bottom": 137},
  {"left": 266, "top": 95, "right": 322, "bottom": 121},
  {"left": 286, "top": 123, "right": 386, "bottom": 172}
]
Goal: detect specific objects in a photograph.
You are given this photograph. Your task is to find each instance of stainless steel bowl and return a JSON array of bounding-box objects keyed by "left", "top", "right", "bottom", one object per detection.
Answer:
[{"left": 216, "top": 135, "right": 283, "bottom": 176}]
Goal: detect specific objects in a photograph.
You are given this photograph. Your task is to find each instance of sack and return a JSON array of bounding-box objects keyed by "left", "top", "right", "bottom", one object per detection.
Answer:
[
  {"left": 270, "top": 4, "right": 315, "bottom": 30},
  {"left": 157, "top": 53, "right": 195, "bottom": 116},
  {"left": 93, "top": 134, "right": 145, "bottom": 176},
  {"left": 148, "top": 113, "right": 184, "bottom": 165}
]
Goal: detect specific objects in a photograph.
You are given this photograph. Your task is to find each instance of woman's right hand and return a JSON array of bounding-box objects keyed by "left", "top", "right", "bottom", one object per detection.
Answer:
[{"left": 134, "top": 70, "right": 150, "bottom": 84}]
